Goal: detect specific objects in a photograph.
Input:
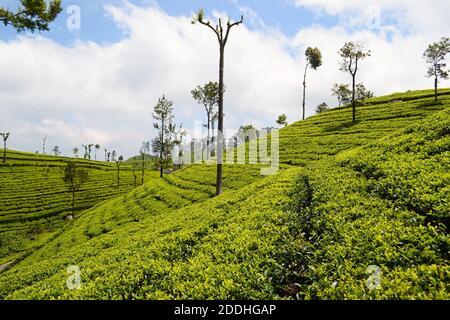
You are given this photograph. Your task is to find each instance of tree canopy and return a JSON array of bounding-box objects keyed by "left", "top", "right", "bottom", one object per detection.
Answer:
[{"left": 0, "top": 0, "right": 62, "bottom": 32}]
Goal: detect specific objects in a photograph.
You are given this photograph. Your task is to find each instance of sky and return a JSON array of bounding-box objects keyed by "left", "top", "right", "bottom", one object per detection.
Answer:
[{"left": 0, "top": 0, "right": 449, "bottom": 158}]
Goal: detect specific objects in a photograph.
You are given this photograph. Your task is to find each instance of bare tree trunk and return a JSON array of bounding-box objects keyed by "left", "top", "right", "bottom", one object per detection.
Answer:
[
  {"left": 216, "top": 45, "right": 225, "bottom": 196},
  {"left": 117, "top": 164, "right": 120, "bottom": 188},
  {"left": 207, "top": 114, "right": 211, "bottom": 160},
  {"left": 352, "top": 73, "right": 356, "bottom": 123},
  {"left": 160, "top": 119, "right": 164, "bottom": 178},
  {"left": 141, "top": 156, "right": 145, "bottom": 185},
  {"left": 435, "top": 76, "right": 438, "bottom": 102},
  {"left": 302, "top": 64, "right": 308, "bottom": 120},
  {"left": 72, "top": 187, "right": 75, "bottom": 216}
]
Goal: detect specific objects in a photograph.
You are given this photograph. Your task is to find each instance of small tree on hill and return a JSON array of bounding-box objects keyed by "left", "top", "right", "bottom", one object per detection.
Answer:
[
  {"left": 339, "top": 41, "right": 371, "bottom": 122},
  {"left": 63, "top": 161, "right": 89, "bottom": 217},
  {"left": 192, "top": 82, "right": 220, "bottom": 158},
  {"left": 276, "top": 114, "right": 288, "bottom": 127},
  {"left": 104, "top": 148, "right": 108, "bottom": 162},
  {"left": 111, "top": 150, "right": 116, "bottom": 162},
  {"left": 73, "top": 147, "right": 79, "bottom": 158},
  {"left": 52, "top": 146, "right": 60, "bottom": 156},
  {"left": 1, "top": 132, "right": 10, "bottom": 163},
  {"left": 302, "top": 47, "right": 323, "bottom": 120},
  {"left": 115, "top": 155, "right": 123, "bottom": 188},
  {"left": 140, "top": 141, "right": 150, "bottom": 185},
  {"left": 152, "top": 95, "right": 176, "bottom": 178},
  {"left": 94, "top": 144, "right": 100, "bottom": 161},
  {"left": 331, "top": 83, "right": 352, "bottom": 107},
  {"left": 423, "top": 37, "right": 450, "bottom": 102},
  {"left": 131, "top": 161, "right": 139, "bottom": 188},
  {"left": 0, "top": 0, "right": 62, "bottom": 32},
  {"left": 355, "top": 83, "right": 374, "bottom": 105},
  {"left": 315, "top": 102, "right": 330, "bottom": 114}
]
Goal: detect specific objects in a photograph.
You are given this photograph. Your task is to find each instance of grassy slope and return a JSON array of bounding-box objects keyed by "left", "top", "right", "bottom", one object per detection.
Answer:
[
  {"left": 0, "top": 151, "right": 157, "bottom": 263},
  {"left": 0, "top": 89, "right": 449, "bottom": 299}
]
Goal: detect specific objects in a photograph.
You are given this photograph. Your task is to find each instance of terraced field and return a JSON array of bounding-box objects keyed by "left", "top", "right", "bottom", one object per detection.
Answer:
[
  {"left": 0, "top": 89, "right": 449, "bottom": 299},
  {"left": 278, "top": 89, "right": 450, "bottom": 165}
]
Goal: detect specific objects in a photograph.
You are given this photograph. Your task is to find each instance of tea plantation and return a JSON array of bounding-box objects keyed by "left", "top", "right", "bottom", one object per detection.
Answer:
[{"left": 0, "top": 89, "right": 448, "bottom": 299}]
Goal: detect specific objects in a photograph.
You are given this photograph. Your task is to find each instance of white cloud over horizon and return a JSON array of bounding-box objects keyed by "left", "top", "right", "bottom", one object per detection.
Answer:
[{"left": 0, "top": 1, "right": 449, "bottom": 158}]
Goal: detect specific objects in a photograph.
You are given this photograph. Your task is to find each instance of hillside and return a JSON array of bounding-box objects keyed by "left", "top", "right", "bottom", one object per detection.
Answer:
[
  {"left": 0, "top": 89, "right": 449, "bottom": 299},
  {"left": 0, "top": 151, "right": 157, "bottom": 264}
]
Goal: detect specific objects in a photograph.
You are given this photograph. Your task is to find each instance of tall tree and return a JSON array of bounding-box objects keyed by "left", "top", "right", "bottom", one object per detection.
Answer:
[
  {"left": 0, "top": 0, "right": 62, "bottom": 32},
  {"left": 191, "top": 82, "right": 220, "bottom": 158},
  {"left": 423, "top": 37, "right": 450, "bottom": 102},
  {"left": 276, "top": 114, "right": 288, "bottom": 127},
  {"left": 315, "top": 102, "right": 330, "bottom": 114},
  {"left": 73, "top": 147, "right": 79, "bottom": 158},
  {"left": 152, "top": 95, "right": 175, "bottom": 178},
  {"left": 331, "top": 83, "right": 352, "bottom": 107},
  {"left": 115, "top": 155, "right": 123, "bottom": 188},
  {"left": 104, "top": 148, "right": 108, "bottom": 162},
  {"left": 302, "top": 47, "right": 322, "bottom": 120},
  {"left": 82, "top": 145, "right": 88, "bottom": 159},
  {"left": 42, "top": 135, "right": 47, "bottom": 155},
  {"left": 339, "top": 42, "right": 371, "bottom": 122},
  {"left": 94, "top": 144, "right": 100, "bottom": 161},
  {"left": 1, "top": 132, "right": 10, "bottom": 163},
  {"left": 87, "top": 144, "right": 94, "bottom": 160},
  {"left": 140, "top": 141, "right": 150, "bottom": 185},
  {"left": 63, "top": 161, "right": 89, "bottom": 217},
  {"left": 111, "top": 150, "right": 116, "bottom": 162},
  {"left": 192, "top": 9, "right": 243, "bottom": 196}
]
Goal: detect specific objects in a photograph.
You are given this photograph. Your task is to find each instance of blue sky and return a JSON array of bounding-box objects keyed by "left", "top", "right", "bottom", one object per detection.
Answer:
[{"left": 1, "top": 0, "right": 339, "bottom": 45}]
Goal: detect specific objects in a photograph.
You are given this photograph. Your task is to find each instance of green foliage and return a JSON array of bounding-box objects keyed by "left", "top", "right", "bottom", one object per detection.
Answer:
[
  {"left": 315, "top": 102, "right": 329, "bottom": 114},
  {"left": 305, "top": 47, "right": 322, "bottom": 70},
  {"left": 276, "top": 114, "right": 288, "bottom": 127},
  {"left": 0, "top": 0, "right": 62, "bottom": 32},
  {"left": 0, "top": 89, "right": 449, "bottom": 300},
  {"left": 284, "top": 109, "right": 450, "bottom": 299}
]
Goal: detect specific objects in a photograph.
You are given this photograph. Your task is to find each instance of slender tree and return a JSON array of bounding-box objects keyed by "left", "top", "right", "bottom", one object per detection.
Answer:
[
  {"left": 73, "top": 147, "right": 79, "bottom": 158},
  {"left": 131, "top": 161, "right": 139, "bottom": 188},
  {"left": 87, "top": 144, "right": 94, "bottom": 160},
  {"left": 1, "top": 132, "right": 10, "bottom": 163},
  {"left": 192, "top": 9, "right": 244, "bottom": 196},
  {"left": 152, "top": 95, "right": 175, "bottom": 178},
  {"left": 339, "top": 42, "right": 371, "bottom": 122},
  {"left": 115, "top": 156, "right": 123, "bottom": 188},
  {"left": 104, "top": 148, "right": 108, "bottom": 162},
  {"left": 0, "top": 0, "right": 62, "bottom": 32},
  {"left": 302, "top": 47, "right": 322, "bottom": 120},
  {"left": 94, "top": 144, "right": 100, "bottom": 161},
  {"left": 82, "top": 144, "right": 88, "bottom": 159},
  {"left": 276, "top": 114, "right": 288, "bottom": 128},
  {"left": 423, "top": 37, "right": 450, "bottom": 102},
  {"left": 42, "top": 135, "right": 47, "bottom": 155},
  {"left": 107, "top": 152, "right": 111, "bottom": 162},
  {"left": 63, "top": 161, "right": 89, "bottom": 217},
  {"left": 140, "top": 141, "right": 150, "bottom": 185},
  {"left": 111, "top": 150, "right": 116, "bottom": 162},
  {"left": 191, "top": 82, "right": 220, "bottom": 158}
]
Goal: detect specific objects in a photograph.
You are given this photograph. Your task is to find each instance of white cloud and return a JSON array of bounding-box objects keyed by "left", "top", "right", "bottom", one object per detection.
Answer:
[{"left": 0, "top": 1, "right": 448, "bottom": 158}]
